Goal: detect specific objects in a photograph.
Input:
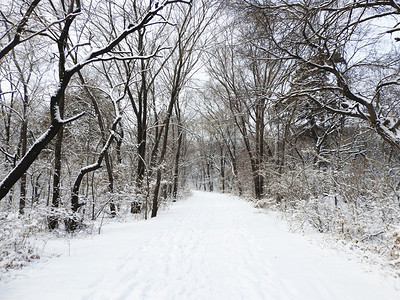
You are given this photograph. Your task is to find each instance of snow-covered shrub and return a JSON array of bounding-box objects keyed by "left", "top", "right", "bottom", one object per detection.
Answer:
[
  {"left": 387, "top": 227, "right": 400, "bottom": 264},
  {"left": 267, "top": 155, "right": 400, "bottom": 273},
  {"left": 0, "top": 212, "right": 44, "bottom": 272}
]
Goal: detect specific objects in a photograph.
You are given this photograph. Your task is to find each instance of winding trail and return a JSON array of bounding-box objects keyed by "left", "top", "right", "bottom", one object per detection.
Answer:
[{"left": 1, "top": 191, "right": 400, "bottom": 299}]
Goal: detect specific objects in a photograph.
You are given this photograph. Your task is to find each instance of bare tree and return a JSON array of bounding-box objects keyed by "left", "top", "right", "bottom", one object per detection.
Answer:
[
  {"left": 243, "top": 0, "right": 400, "bottom": 152},
  {"left": 0, "top": 0, "right": 42, "bottom": 60},
  {"left": 0, "top": 0, "right": 190, "bottom": 203},
  {"left": 205, "top": 24, "right": 287, "bottom": 198}
]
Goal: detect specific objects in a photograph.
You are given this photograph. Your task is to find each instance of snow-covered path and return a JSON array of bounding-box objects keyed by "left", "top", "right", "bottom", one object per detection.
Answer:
[{"left": 1, "top": 191, "right": 400, "bottom": 300}]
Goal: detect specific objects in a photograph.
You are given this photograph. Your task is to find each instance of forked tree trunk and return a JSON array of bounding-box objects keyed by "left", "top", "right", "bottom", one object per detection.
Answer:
[
  {"left": 67, "top": 116, "right": 121, "bottom": 232},
  {"left": 77, "top": 70, "right": 116, "bottom": 217}
]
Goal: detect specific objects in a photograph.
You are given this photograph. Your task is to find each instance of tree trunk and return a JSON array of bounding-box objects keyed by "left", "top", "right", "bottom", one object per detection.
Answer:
[
  {"left": 18, "top": 77, "right": 29, "bottom": 214},
  {"left": 105, "top": 154, "right": 116, "bottom": 216},
  {"left": 128, "top": 29, "right": 149, "bottom": 213},
  {"left": 151, "top": 168, "right": 162, "bottom": 218},
  {"left": 151, "top": 90, "right": 178, "bottom": 217},
  {"left": 220, "top": 145, "right": 225, "bottom": 193},
  {"left": 172, "top": 103, "right": 183, "bottom": 200},
  {"left": 18, "top": 113, "right": 27, "bottom": 215},
  {"left": 172, "top": 132, "right": 182, "bottom": 200},
  {"left": 115, "top": 125, "right": 124, "bottom": 164},
  {"left": 49, "top": 123, "right": 64, "bottom": 229},
  {"left": 237, "top": 113, "right": 263, "bottom": 199}
]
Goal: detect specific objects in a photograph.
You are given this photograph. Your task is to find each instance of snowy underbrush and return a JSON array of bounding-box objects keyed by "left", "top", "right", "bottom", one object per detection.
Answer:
[
  {"left": 0, "top": 190, "right": 185, "bottom": 279},
  {"left": 0, "top": 205, "right": 129, "bottom": 279},
  {"left": 264, "top": 163, "right": 400, "bottom": 277},
  {"left": 0, "top": 211, "right": 46, "bottom": 274},
  {"left": 289, "top": 198, "right": 400, "bottom": 274}
]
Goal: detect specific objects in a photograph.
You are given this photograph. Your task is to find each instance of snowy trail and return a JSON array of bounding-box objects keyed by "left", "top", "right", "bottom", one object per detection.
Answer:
[{"left": 1, "top": 191, "right": 400, "bottom": 300}]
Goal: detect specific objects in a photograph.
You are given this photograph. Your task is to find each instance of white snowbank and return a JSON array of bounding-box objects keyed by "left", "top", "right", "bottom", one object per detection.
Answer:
[{"left": 1, "top": 191, "right": 400, "bottom": 299}]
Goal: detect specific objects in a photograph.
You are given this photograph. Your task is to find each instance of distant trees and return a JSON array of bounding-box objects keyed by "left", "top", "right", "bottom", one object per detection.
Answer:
[
  {"left": 150, "top": 0, "right": 219, "bottom": 216},
  {"left": 199, "top": 7, "right": 289, "bottom": 198},
  {"left": 194, "top": 0, "right": 400, "bottom": 194},
  {"left": 187, "top": 0, "right": 400, "bottom": 263}
]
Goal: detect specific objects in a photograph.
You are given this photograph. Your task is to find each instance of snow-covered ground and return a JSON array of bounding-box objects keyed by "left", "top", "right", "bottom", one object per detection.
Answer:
[{"left": 1, "top": 191, "right": 400, "bottom": 300}]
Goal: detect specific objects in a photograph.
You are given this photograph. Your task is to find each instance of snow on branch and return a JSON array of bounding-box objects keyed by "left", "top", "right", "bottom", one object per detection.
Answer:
[
  {"left": 68, "top": 1, "right": 189, "bottom": 72},
  {"left": 0, "top": 0, "right": 188, "bottom": 202},
  {"left": 19, "top": 12, "right": 82, "bottom": 43},
  {"left": 0, "top": 0, "right": 42, "bottom": 60},
  {"left": 288, "top": 90, "right": 369, "bottom": 121},
  {"left": 0, "top": 147, "right": 16, "bottom": 161},
  {"left": 53, "top": 104, "right": 85, "bottom": 124},
  {"left": 76, "top": 49, "right": 166, "bottom": 66}
]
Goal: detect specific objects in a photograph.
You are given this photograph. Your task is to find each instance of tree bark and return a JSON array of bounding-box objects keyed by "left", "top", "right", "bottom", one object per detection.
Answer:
[
  {"left": 18, "top": 98, "right": 28, "bottom": 215},
  {"left": 49, "top": 112, "right": 64, "bottom": 229},
  {"left": 219, "top": 144, "right": 225, "bottom": 193},
  {"left": 172, "top": 102, "right": 183, "bottom": 200}
]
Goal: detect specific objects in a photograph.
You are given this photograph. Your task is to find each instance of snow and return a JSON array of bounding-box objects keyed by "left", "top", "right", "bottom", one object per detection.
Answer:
[{"left": 1, "top": 191, "right": 400, "bottom": 300}]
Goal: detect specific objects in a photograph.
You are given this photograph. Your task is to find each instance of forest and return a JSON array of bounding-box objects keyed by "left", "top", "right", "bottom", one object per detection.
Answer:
[{"left": 1, "top": 0, "right": 400, "bottom": 275}]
